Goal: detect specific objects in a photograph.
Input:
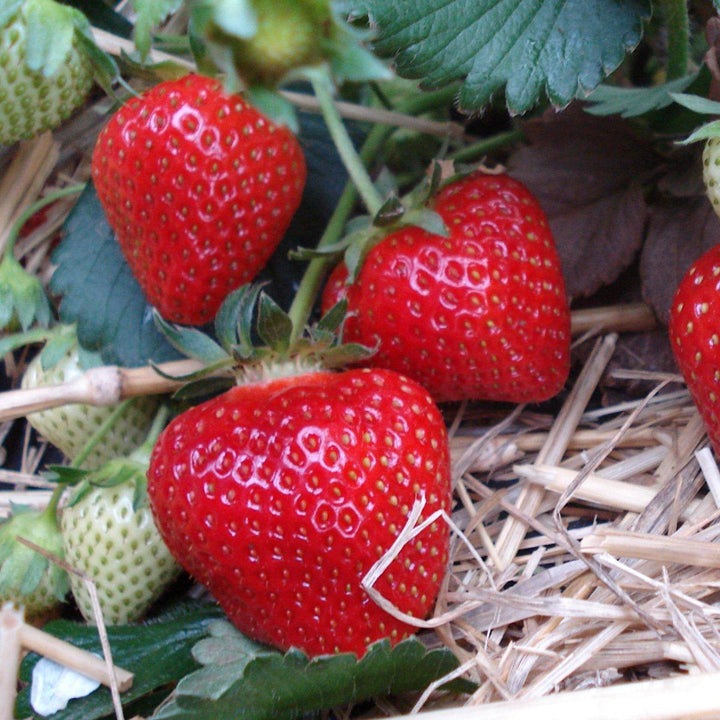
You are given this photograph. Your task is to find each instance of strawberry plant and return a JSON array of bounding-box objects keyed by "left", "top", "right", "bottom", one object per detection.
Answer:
[{"left": 9, "top": 1, "right": 720, "bottom": 720}]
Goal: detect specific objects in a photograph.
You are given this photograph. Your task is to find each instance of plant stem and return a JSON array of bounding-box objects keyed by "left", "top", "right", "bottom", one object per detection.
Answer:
[
  {"left": 287, "top": 83, "right": 464, "bottom": 340},
  {"left": 72, "top": 398, "right": 135, "bottom": 469},
  {"left": 287, "top": 121, "right": 391, "bottom": 340},
  {"left": 3, "top": 184, "right": 85, "bottom": 258},
  {"left": 450, "top": 128, "right": 525, "bottom": 163},
  {"left": 307, "top": 67, "right": 385, "bottom": 216},
  {"left": 660, "top": 0, "right": 689, "bottom": 80}
]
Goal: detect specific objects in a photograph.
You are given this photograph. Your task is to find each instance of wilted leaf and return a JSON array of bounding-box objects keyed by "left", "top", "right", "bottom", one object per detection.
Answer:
[
  {"left": 640, "top": 196, "right": 720, "bottom": 324},
  {"left": 508, "top": 104, "right": 659, "bottom": 299}
]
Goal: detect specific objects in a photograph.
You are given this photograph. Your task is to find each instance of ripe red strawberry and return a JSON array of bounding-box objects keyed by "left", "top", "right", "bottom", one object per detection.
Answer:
[
  {"left": 669, "top": 244, "right": 720, "bottom": 454},
  {"left": 147, "top": 367, "right": 451, "bottom": 657},
  {"left": 91, "top": 74, "right": 306, "bottom": 325},
  {"left": 321, "top": 171, "right": 571, "bottom": 404}
]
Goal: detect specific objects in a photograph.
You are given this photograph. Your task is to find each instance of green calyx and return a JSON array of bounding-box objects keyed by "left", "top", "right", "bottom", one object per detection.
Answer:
[
  {"left": 292, "top": 161, "right": 451, "bottom": 283},
  {"left": 54, "top": 403, "right": 171, "bottom": 512},
  {"left": 0, "top": 500, "right": 68, "bottom": 614},
  {"left": 0, "top": 251, "right": 51, "bottom": 331},
  {"left": 154, "top": 283, "right": 374, "bottom": 395}
]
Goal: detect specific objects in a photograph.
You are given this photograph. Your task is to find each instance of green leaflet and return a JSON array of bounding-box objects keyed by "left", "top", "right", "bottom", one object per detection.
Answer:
[
  {"left": 153, "top": 621, "right": 474, "bottom": 720},
  {"left": 351, "top": 0, "right": 650, "bottom": 114}
]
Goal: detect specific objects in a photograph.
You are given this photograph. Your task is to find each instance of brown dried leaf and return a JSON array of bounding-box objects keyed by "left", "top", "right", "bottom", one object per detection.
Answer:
[
  {"left": 508, "top": 104, "right": 658, "bottom": 299},
  {"left": 640, "top": 196, "right": 720, "bottom": 325}
]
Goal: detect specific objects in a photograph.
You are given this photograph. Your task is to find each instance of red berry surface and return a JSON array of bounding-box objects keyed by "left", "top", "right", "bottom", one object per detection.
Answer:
[
  {"left": 669, "top": 244, "right": 720, "bottom": 454},
  {"left": 91, "top": 74, "right": 306, "bottom": 325},
  {"left": 322, "top": 172, "right": 571, "bottom": 404},
  {"left": 147, "top": 368, "right": 451, "bottom": 657}
]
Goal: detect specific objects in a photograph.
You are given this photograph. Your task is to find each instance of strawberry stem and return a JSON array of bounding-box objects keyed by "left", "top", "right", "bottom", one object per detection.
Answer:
[
  {"left": 659, "top": 0, "right": 689, "bottom": 80},
  {"left": 287, "top": 121, "right": 390, "bottom": 341},
  {"left": 71, "top": 398, "right": 136, "bottom": 469},
  {"left": 286, "top": 84, "right": 464, "bottom": 341},
  {"left": 2, "top": 183, "right": 86, "bottom": 258},
  {"left": 306, "top": 66, "right": 385, "bottom": 216}
]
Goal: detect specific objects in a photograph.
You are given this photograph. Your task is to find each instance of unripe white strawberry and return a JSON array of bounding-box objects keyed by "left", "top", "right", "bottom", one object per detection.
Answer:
[
  {"left": 21, "top": 333, "right": 158, "bottom": 470},
  {"left": 703, "top": 137, "right": 720, "bottom": 217},
  {"left": 60, "top": 411, "right": 181, "bottom": 625}
]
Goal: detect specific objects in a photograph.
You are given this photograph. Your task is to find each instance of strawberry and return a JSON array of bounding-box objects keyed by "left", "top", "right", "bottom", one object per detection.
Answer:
[
  {"left": 0, "top": 0, "right": 94, "bottom": 145},
  {"left": 211, "top": 0, "right": 333, "bottom": 87},
  {"left": 21, "top": 328, "right": 159, "bottom": 470},
  {"left": 669, "top": 244, "right": 720, "bottom": 454},
  {"left": 146, "top": 288, "right": 452, "bottom": 657},
  {"left": 60, "top": 408, "right": 181, "bottom": 625},
  {"left": 321, "top": 171, "right": 571, "bottom": 404},
  {"left": 90, "top": 74, "right": 306, "bottom": 326},
  {"left": 703, "top": 138, "right": 720, "bottom": 217}
]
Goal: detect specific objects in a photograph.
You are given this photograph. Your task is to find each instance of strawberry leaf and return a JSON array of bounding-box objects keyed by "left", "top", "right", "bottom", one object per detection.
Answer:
[
  {"left": 152, "top": 621, "right": 473, "bottom": 720},
  {"left": 352, "top": 0, "right": 650, "bottom": 114},
  {"left": 585, "top": 74, "right": 698, "bottom": 118},
  {"left": 49, "top": 184, "right": 181, "bottom": 368},
  {"left": 15, "top": 602, "right": 225, "bottom": 720}
]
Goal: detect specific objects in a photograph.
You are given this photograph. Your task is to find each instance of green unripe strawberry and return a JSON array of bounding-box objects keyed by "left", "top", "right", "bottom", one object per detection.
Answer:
[
  {"left": 21, "top": 333, "right": 159, "bottom": 470},
  {"left": 201, "top": 0, "right": 333, "bottom": 87},
  {"left": 0, "top": 0, "right": 94, "bottom": 145},
  {"left": 703, "top": 137, "right": 720, "bottom": 217},
  {"left": 0, "top": 501, "right": 68, "bottom": 620},
  {"left": 236, "top": 0, "right": 331, "bottom": 85},
  {"left": 60, "top": 410, "right": 181, "bottom": 625}
]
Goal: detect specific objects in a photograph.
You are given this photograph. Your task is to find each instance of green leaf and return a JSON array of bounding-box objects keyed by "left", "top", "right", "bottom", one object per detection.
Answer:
[
  {"left": 152, "top": 625, "right": 473, "bottom": 720},
  {"left": 679, "top": 118, "right": 720, "bottom": 145},
  {"left": 207, "top": 0, "right": 257, "bottom": 38},
  {"left": 245, "top": 87, "right": 299, "bottom": 132},
  {"left": 0, "top": 252, "right": 52, "bottom": 331},
  {"left": 215, "top": 283, "right": 264, "bottom": 357},
  {"left": 584, "top": 74, "right": 698, "bottom": 118},
  {"left": 324, "top": 31, "right": 393, "bottom": 85},
  {"left": 401, "top": 208, "right": 449, "bottom": 237},
  {"left": 316, "top": 299, "right": 348, "bottom": 335},
  {"left": 50, "top": 183, "right": 180, "bottom": 368},
  {"left": 15, "top": 602, "right": 225, "bottom": 720},
  {"left": 353, "top": 0, "right": 651, "bottom": 114},
  {"left": 131, "top": 0, "right": 183, "bottom": 59}
]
